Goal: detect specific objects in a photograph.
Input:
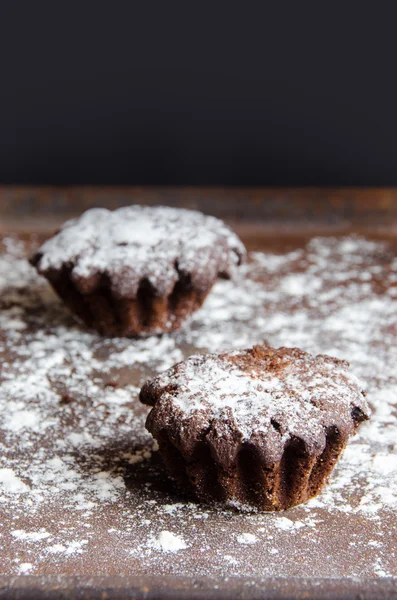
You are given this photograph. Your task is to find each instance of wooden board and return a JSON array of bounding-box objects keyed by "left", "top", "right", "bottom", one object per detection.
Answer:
[{"left": 0, "top": 188, "right": 396, "bottom": 599}]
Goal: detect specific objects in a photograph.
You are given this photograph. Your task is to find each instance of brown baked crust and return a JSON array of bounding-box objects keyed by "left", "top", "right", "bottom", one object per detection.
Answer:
[
  {"left": 140, "top": 344, "right": 370, "bottom": 511},
  {"left": 30, "top": 206, "right": 246, "bottom": 337},
  {"left": 39, "top": 265, "right": 211, "bottom": 337}
]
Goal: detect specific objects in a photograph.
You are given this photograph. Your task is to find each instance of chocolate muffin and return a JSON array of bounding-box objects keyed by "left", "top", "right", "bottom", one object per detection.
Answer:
[
  {"left": 30, "top": 206, "right": 246, "bottom": 337},
  {"left": 140, "top": 344, "right": 370, "bottom": 511}
]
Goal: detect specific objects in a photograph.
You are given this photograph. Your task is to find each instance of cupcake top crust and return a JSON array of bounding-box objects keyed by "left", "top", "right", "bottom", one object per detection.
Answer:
[
  {"left": 31, "top": 206, "right": 246, "bottom": 297},
  {"left": 141, "top": 345, "right": 370, "bottom": 464}
]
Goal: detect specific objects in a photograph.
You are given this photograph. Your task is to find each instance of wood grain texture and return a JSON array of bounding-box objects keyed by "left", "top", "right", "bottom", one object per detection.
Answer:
[
  {"left": 0, "top": 187, "right": 397, "bottom": 233},
  {"left": 1, "top": 575, "right": 396, "bottom": 600},
  {"left": 0, "top": 190, "right": 396, "bottom": 598}
]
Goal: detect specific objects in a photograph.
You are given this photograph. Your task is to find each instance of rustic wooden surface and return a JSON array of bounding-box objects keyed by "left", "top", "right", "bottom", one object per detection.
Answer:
[
  {"left": 0, "top": 189, "right": 396, "bottom": 599},
  {"left": 1, "top": 187, "right": 397, "bottom": 233},
  {"left": 1, "top": 575, "right": 397, "bottom": 600}
]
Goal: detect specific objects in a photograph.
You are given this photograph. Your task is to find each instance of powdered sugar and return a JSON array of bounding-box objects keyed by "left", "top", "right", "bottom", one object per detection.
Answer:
[
  {"left": 0, "top": 233, "right": 396, "bottom": 579},
  {"left": 0, "top": 469, "right": 29, "bottom": 494},
  {"left": 147, "top": 347, "right": 367, "bottom": 453},
  {"left": 149, "top": 530, "right": 188, "bottom": 553},
  {"left": 32, "top": 206, "right": 246, "bottom": 296},
  {"left": 236, "top": 533, "right": 257, "bottom": 544},
  {"left": 11, "top": 529, "right": 51, "bottom": 542},
  {"left": 18, "top": 563, "right": 33, "bottom": 574}
]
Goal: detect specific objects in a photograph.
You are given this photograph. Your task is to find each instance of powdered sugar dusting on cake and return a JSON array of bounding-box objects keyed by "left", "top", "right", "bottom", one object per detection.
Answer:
[
  {"left": 0, "top": 233, "right": 396, "bottom": 578},
  {"left": 148, "top": 348, "right": 368, "bottom": 450},
  {"left": 32, "top": 206, "right": 246, "bottom": 296}
]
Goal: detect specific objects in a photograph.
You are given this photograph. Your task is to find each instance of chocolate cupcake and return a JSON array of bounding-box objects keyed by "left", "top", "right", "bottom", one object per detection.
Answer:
[
  {"left": 30, "top": 206, "right": 246, "bottom": 337},
  {"left": 140, "top": 344, "right": 370, "bottom": 511}
]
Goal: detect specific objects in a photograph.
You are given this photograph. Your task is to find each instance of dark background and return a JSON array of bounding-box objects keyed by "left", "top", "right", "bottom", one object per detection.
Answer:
[{"left": 2, "top": 3, "right": 397, "bottom": 186}]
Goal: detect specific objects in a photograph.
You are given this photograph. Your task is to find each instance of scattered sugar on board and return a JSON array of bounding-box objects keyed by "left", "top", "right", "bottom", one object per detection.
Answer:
[
  {"left": 18, "top": 563, "right": 33, "bottom": 574},
  {"left": 0, "top": 234, "right": 396, "bottom": 578},
  {"left": 148, "top": 530, "right": 188, "bottom": 553},
  {"left": 236, "top": 533, "right": 257, "bottom": 545}
]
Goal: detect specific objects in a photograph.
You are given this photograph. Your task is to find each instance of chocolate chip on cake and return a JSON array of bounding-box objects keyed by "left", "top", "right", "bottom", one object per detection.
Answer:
[
  {"left": 30, "top": 206, "right": 246, "bottom": 337},
  {"left": 140, "top": 344, "right": 370, "bottom": 511}
]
